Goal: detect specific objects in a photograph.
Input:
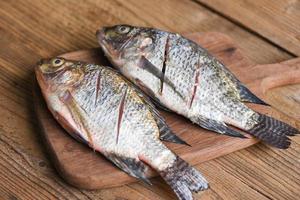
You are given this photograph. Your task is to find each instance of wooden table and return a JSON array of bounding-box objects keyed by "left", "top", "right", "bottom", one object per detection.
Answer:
[{"left": 0, "top": 0, "right": 299, "bottom": 199}]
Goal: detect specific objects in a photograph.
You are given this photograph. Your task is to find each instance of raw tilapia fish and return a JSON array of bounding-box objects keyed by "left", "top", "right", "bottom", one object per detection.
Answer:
[
  {"left": 97, "top": 25, "right": 299, "bottom": 149},
  {"left": 35, "top": 57, "right": 208, "bottom": 200}
]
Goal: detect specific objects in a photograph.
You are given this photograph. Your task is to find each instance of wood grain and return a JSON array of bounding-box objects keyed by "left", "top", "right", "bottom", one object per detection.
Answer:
[
  {"left": 1, "top": 0, "right": 300, "bottom": 199},
  {"left": 34, "top": 32, "right": 300, "bottom": 189},
  {"left": 196, "top": 0, "right": 300, "bottom": 56}
]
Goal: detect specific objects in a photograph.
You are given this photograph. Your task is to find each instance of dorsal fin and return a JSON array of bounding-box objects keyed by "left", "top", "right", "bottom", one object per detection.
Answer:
[
  {"left": 237, "top": 83, "right": 269, "bottom": 106},
  {"left": 211, "top": 58, "right": 269, "bottom": 106},
  {"left": 207, "top": 54, "right": 269, "bottom": 106}
]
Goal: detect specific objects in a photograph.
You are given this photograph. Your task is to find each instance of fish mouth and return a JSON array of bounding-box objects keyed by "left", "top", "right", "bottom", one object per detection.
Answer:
[
  {"left": 35, "top": 62, "right": 49, "bottom": 92},
  {"left": 96, "top": 28, "right": 106, "bottom": 45},
  {"left": 96, "top": 28, "right": 112, "bottom": 55},
  {"left": 35, "top": 59, "right": 54, "bottom": 91},
  {"left": 35, "top": 59, "right": 45, "bottom": 78},
  {"left": 96, "top": 28, "right": 124, "bottom": 68}
]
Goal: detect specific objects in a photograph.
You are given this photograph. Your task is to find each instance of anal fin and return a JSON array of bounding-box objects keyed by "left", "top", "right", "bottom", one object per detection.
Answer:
[
  {"left": 105, "top": 153, "right": 151, "bottom": 185},
  {"left": 192, "top": 116, "right": 246, "bottom": 138}
]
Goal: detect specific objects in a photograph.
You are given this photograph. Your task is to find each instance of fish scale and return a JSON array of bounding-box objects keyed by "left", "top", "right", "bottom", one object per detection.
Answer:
[
  {"left": 98, "top": 24, "right": 299, "bottom": 148},
  {"left": 189, "top": 55, "right": 257, "bottom": 128},
  {"left": 36, "top": 57, "right": 208, "bottom": 200},
  {"left": 166, "top": 33, "right": 198, "bottom": 102}
]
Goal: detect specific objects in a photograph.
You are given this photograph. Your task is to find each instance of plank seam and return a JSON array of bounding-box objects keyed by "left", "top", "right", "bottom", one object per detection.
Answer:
[{"left": 190, "top": 0, "right": 297, "bottom": 57}]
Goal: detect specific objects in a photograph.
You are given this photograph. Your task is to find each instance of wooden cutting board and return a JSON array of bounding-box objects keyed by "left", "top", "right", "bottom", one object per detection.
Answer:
[{"left": 33, "top": 32, "right": 300, "bottom": 190}]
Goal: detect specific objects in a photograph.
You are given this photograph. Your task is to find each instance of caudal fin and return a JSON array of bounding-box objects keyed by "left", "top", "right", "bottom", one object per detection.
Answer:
[
  {"left": 248, "top": 114, "right": 299, "bottom": 149},
  {"left": 159, "top": 156, "right": 209, "bottom": 200}
]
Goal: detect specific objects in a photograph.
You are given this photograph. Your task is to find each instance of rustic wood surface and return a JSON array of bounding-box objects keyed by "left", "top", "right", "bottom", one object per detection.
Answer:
[
  {"left": 0, "top": 0, "right": 300, "bottom": 199},
  {"left": 196, "top": 0, "right": 300, "bottom": 56}
]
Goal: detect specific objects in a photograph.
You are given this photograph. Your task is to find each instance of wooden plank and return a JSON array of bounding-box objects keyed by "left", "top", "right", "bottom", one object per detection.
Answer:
[
  {"left": 215, "top": 144, "right": 300, "bottom": 200},
  {"left": 0, "top": 133, "right": 150, "bottom": 200},
  {"left": 118, "top": 0, "right": 292, "bottom": 64},
  {"left": 196, "top": 0, "right": 300, "bottom": 56},
  {"left": 267, "top": 84, "right": 300, "bottom": 121},
  {"left": 0, "top": 0, "right": 299, "bottom": 199}
]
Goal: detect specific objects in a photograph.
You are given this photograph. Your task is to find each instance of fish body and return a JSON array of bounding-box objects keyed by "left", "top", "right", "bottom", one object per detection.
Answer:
[
  {"left": 35, "top": 57, "right": 208, "bottom": 200},
  {"left": 97, "top": 25, "right": 299, "bottom": 149}
]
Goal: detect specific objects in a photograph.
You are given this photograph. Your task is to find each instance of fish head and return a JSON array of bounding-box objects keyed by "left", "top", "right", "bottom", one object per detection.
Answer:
[
  {"left": 35, "top": 57, "right": 85, "bottom": 94},
  {"left": 97, "top": 25, "right": 169, "bottom": 93},
  {"left": 97, "top": 24, "right": 159, "bottom": 68},
  {"left": 35, "top": 58, "right": 88, "bottom": 135}
]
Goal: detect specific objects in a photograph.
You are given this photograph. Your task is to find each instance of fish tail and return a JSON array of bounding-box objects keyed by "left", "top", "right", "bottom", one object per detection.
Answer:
[
  {"left": 158, "top": 156, "right": 209, "bottom": 200},
  {"left": 248, "top": 113, "right": 299, "bottom": 149}
]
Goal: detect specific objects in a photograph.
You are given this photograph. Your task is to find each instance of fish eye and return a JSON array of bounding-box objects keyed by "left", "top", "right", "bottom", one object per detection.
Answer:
[
  {"left": 116, "top": 26, "right": 131, "bottom": 34},
  {"left": 51, "top": 58, "right": 65, "bottom": 67}
]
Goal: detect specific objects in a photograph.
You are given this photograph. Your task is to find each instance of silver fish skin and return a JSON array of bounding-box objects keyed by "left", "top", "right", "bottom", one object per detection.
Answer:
[
  {"left": 35, "top": 57, "right": 208, "bottom": 200},
  {"left": 97, "top": 25, "right": 299, "bottom": 149}
]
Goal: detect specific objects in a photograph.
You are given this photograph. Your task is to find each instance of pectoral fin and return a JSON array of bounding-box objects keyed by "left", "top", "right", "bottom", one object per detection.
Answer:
[
  {"left": 105, "top": 153, "right": 151, "bottom": 185},
  {"left": 139, "top": 56, "right": 184, "bottom": 99},
  {"left": 134, "top": 78, "right": 173, "bottom": 112},
  {"left": 139, "top": 56, "right": 166, "bottom": 84},
  {"left": 59, "top": 90, "right": 96, "bottom": 150}
]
